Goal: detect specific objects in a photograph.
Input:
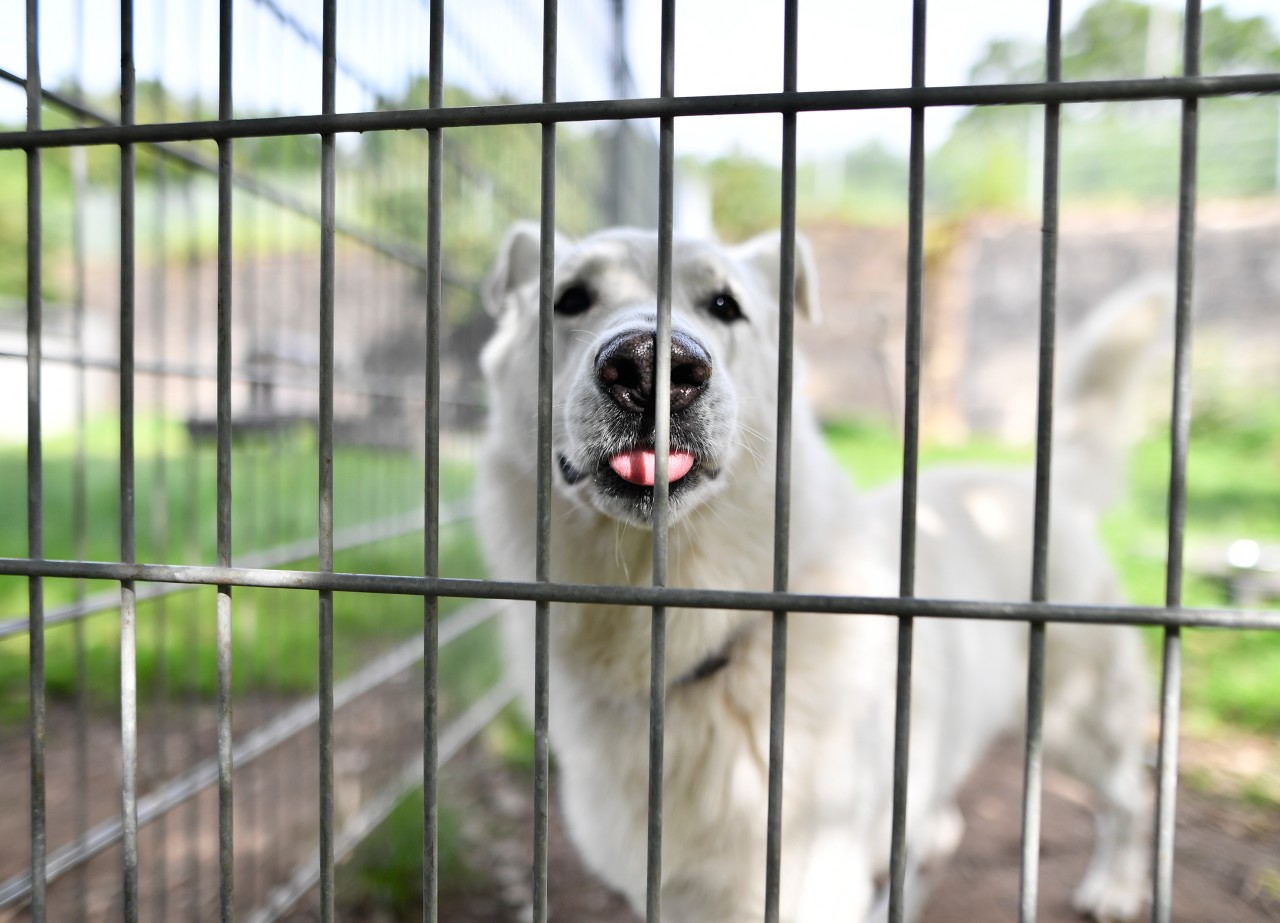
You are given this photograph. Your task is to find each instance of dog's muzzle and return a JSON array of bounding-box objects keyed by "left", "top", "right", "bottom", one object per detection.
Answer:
[
  {"left": 557, "top": 326, "right": 724, "bottom": 522},
  {"left": 590, "top": 328, "right": 710, "bottom": 487}
]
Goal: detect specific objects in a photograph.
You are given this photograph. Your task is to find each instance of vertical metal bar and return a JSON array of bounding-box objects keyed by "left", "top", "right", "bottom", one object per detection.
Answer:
[
  {"left": 216, "top": 0, "right": 236, "bottom": 918},
  {"left": 606, "top": 0, "right": 627, "bottom": 225},
  {"left": 68, "top": 6, "right": 90, "bottom": 919},
  {"left": 118, "top": 1, "right": 141, "bottom": 918},
  {"left": 182, "top": 171, "right": 204, "bottom": 923},
  {"left": 1019, "top": 4, "right": 1062, "bottom": 921},
  {"left": 1154, "top": 4, "right": 1200, "bottom": 920},
  {"left": 533, "top": 1, "right": 558, "bottom": 921},
  {"left": 763, "top": 2, "right": 798, "bottom": 922},
  {"left": 645, "top": 3, "right": 676, "bottom": 922},
  {"left": 25, "top": 2, "right": 47, "bottom": 920},
  {"left": 317, "top": 1, "right": 338, "bottom": 920},
  {"left": 240, "top": 141, "right": 261, "bottom": 914},
  {"left": 146, "top": 14, "right": 171, "bottom": 918},
  {"left": 267, "top": 170, "right": 286, "bottom": 898},
  {"left": 888, "top": 3, "right": 927, "bottom": 921},
  {"left": 422, "top": 2, "right": 444, "bottom": 921}
]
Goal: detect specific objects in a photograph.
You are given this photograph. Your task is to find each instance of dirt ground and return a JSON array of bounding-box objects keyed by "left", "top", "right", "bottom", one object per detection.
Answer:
[
  {"left": 432, "top": 737, "right": 1279, "bottom": 923},
  {"left": 1, "top": 701, "right": 1275, "bottom": 923}
]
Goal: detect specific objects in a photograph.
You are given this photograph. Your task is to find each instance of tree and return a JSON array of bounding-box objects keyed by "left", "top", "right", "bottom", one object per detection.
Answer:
[
  {"left": 935, "top": 0, "right": 1280, "bottom": 209},
  {"left": 968, "top": 0, "right": 1280, "bottom": 83}
]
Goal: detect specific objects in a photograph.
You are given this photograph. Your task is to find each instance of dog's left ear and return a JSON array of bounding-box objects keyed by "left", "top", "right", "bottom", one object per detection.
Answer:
[{"left": 733, "top": 230, "right": 821, "bottom": 324}]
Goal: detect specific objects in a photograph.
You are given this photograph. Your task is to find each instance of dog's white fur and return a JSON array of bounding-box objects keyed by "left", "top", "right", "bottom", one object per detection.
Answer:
[{"left": 477, "top": 224, "right": 1159, "bottom": 922}]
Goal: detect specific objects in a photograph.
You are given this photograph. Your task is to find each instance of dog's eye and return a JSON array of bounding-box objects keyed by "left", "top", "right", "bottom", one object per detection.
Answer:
[
  {"left": 706, "top": 291, "right": 744, "bottom": 323},
  {"left": 554, "top": 284, "right": 594, "bottom": 316}
]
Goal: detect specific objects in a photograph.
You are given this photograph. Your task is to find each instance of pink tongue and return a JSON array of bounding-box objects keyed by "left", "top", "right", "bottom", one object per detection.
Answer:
[{"left": 609, "top": 449, "right": 695, "bottom": 486}]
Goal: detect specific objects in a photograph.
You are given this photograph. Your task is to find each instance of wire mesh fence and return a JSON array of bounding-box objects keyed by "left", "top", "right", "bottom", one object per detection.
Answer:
[
  {"left": 1, "top": 0, "right": 1278, "bottom": 922},
  {"left": 0, "top": 0, "right": 654, "bottom": 919}
]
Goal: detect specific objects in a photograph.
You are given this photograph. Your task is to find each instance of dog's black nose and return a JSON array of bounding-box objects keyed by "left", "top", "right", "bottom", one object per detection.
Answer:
[{"left": 596, "top": 329, "right": 712, "bottom": 415}]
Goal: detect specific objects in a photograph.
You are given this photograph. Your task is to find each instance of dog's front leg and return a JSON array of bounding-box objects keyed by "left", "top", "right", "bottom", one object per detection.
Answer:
[{"left": 787, "top": 822, "right": 877, "bottom": 923}]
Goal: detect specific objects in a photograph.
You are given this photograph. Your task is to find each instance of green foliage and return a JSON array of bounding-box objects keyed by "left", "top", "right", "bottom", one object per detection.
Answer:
[
  {"left": 696, "top": 152, "right": 782, "bottom": 241},
  {"left": 938, "top": 0, "right": 1280, "bottom": 213},
  {"left": 1062, "top": 0, "right": 1162, "bottom": 79},
  {"left": 0, "top": 74, "right": 628, "bottom": 315},
  {"left": 972, "top": 0, "right": 1280, "bottom": 83},
  {"left": 928, "top": 131, "right": 1029, "bottom": 214},
  {"left": 794, "top": 143, "right": 910, "bottom": 226},
  {"left": 1202, "top": 5, "right": 1280, "bottom": 71},
  {"left": 969, "top": 38, "right": 1044, "bottom": 85},
  {"left": 691, "top": 2, "right": 1280, "bottom": 229},
  {"left": 0, "top": 152, "right": 29, "bottom": 302},
  {"left": 0, "top": 148, "right": 77, "bottom": 304}
]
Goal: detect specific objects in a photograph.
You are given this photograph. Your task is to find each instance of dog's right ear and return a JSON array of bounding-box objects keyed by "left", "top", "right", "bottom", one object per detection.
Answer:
[
  {"left": 733, "top": 229, "right": 821, "bottom": 325},
  {"left": 483, "top": 221, "right": 570, "bottom": 316}
]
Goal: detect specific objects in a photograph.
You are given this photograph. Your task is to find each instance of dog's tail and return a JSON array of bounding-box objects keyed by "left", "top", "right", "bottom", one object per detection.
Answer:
[{"left": 1051, "top": 278, "right": 1172, "bottom": 513}]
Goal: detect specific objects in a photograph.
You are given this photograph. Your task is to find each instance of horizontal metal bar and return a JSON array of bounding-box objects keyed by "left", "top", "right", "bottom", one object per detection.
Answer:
[
  {"left": 3, "top": 72, "right": 1278, "bottom": 151},
  {"left": 0, "top": 346, "right": 482, "bottom": 409},
  {"left": 1, "top": 555, "right": 1275, "bottom": 630},
  {"left": 0, "top": 62, "right": 611, "bottom": 234},
  {"left": 0, "top": 598, "right": 502, "bottom": 909},
  {"left": 242, "top": 677, "right": 516, "bottom": 923},
  {"left": 0, "top": 68, "right": 467, "bottom": 284},
  {"left": 0, "top": 504, "right": 472, "bottom": 639}
]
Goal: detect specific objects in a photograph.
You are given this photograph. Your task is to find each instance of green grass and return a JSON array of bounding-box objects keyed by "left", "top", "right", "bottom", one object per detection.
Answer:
[
  {"left": 823, "top": 410, "right": 1280, "bottom": 734},
  {"left": 337, "top": 783, "right": 482, "bottom": 919},
  {"left": 0, "top": 417, "right": 480, "bottom": 719}
]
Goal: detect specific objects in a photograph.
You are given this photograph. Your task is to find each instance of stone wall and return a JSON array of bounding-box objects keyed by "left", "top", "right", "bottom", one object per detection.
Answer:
[{"left": 798, "top": 202, "right": 1280, "bottom": 441}]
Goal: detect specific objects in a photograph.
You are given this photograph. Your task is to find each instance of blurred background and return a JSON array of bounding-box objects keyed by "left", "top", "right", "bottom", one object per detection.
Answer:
[{"left": 0, "top": 0, "right": 1277, "bottom": 920}]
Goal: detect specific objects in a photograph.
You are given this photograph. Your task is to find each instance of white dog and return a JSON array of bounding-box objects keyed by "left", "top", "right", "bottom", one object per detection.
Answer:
[{"left": 477, "top": 224, "right": 1159, "bottom": 922}]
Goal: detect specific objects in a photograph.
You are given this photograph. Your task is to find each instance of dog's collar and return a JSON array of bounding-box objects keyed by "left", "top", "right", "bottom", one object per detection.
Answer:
[
  {"left": 672, "top": 650, "right": 731, "bottom": 688},
  {"left": 669, "top": 619, "right": 761, "bottom": 690}
]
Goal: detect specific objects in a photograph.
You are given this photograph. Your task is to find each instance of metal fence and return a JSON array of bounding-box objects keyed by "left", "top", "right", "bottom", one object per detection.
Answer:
[
  {"left": 0, "top": 0, "right": 654, "bottom": 919},
  {"left": 1, "top": 1, "right": 1279, "bottom": 922}
]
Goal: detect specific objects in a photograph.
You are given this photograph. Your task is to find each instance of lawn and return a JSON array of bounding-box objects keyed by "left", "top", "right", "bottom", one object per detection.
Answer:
[{"left": 0, "top": 417, "right": 482, "bottom": 718}]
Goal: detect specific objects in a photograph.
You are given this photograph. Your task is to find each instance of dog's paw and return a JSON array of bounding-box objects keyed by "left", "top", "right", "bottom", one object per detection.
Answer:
[{"left": 1071, "top": 870, "right": 1145, "bottom": 922}]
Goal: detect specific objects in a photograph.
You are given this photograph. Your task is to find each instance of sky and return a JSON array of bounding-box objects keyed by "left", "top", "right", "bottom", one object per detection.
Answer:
[
  {"left": 2, "top": 0, "right": 1278, "bottom": 162},
  {"left": 634, "top": 0, "right": 1280, "bottom": 159}
]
